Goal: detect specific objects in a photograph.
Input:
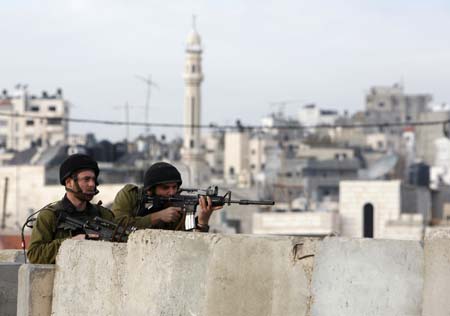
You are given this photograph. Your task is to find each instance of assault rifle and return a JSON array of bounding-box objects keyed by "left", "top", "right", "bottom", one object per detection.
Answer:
[
  {"left": 58, "top": 213, "right": 136, "bottom": 242},
  {"left": 145, "top": 186, "right": 275, "bottom": 230}
]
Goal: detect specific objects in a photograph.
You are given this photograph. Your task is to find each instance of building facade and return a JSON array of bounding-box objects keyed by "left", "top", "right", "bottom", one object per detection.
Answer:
[{"left": 0, "top": 87, "right": 68, "bottom": 151}]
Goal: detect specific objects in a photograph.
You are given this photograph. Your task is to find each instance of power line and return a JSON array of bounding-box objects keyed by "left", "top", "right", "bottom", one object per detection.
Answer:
[{"left": 0, "top": 112, "right": 449, "bottom": 131}]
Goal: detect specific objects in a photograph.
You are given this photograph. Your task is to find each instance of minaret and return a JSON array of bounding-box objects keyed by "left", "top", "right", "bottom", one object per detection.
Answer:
[
  {"left": 183, "top": 17, "right": 203, "bottom": 155},
  {"left": 181, "top": 17, "right": 207, "bottom": 186}
]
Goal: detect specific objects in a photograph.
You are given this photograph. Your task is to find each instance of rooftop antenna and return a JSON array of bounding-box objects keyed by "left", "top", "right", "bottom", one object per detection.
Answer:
[
  {"left": 135, "top": 74, "right": 159, "bottom": 135},
  {"left": 268, "top": 99, "right": 303, "bottom": 116}
]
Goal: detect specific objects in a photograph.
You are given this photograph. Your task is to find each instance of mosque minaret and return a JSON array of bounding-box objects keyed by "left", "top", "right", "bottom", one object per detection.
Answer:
[{"left": 181, "top": 17, "right": 208, "bottom": 186}]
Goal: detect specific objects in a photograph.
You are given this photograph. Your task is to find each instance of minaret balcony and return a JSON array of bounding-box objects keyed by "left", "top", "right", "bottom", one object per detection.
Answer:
[{"left": 183, "top": 74, "right": 204, "bottom": 83}]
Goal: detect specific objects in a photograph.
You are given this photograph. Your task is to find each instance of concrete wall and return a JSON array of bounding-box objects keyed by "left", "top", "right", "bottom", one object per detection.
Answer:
[
  {"left": 0, "top": 262, "right": 21, "bottom": 316},
  {"left": 17, "top": 264, "right": 55, "bottom": 316},
  {"left": 51, "top": 231, "right": 318, "bottom": 316},
  {"left": 46, "top": 230, "right": 450, "bottom": 316},
  {"left": 253, "top": 211, "right": 340, "bottom": 236},
  {"left": 422, "top": 230, "right": 450, "bottom": 316},
  {"left": 311, "top": 238, "right": 423, "bottom": 316},
  {"left": 0, "top": 249, "right": 25, "bottom": 262}
]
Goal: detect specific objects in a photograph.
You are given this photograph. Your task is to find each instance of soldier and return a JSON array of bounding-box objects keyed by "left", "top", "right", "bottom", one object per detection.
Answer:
[
  {"left": 27, "top": 154, "right": 114, "bottom": 264},
  {"left": 112, "top": 162, "right": 221, "bottom": 232}
]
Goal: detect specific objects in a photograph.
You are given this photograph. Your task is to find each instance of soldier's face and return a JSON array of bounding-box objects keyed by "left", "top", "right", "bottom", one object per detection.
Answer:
[
  {"left": 66, "top": 170, "right": 97, "bottom": 198},
  {"left": 153, "top": 182, "right": 179, "bottom": 197}
]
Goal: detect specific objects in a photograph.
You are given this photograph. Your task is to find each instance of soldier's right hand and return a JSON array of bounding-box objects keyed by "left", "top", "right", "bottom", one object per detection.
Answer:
[{"left": 154, "top": 207, "right": 182, "bottom": 223}]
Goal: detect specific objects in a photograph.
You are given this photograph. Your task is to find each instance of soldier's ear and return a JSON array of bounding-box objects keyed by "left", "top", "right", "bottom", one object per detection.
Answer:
[{"left": 64, "top": 176, "right": 73, "bottom": 187}]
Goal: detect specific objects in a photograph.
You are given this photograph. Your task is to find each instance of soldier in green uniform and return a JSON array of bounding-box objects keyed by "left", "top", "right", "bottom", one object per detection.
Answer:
[
  {"left": 112, "top": 162, "right": 221, "bottom": 232},
  {"left": 27, "top": 154, "right": 114, "bottom": 264}
]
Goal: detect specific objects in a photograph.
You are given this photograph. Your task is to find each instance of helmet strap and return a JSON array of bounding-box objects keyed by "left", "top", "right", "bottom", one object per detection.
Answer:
[{"left": 65, "top": 175, "right": 99, "bottom": 201}]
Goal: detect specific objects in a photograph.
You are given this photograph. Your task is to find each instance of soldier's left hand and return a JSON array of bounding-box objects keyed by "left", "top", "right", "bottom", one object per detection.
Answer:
[{"left": 197, "top": 196, "right": 222, "bottom": 225}]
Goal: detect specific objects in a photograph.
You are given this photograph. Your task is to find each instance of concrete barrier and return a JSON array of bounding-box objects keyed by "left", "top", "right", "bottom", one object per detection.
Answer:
[
  {"left": 51, "top": 240, "right": 128, "bottom": 316},
  {"left": 50, "top": 231, "right": 319, "bottom": 316},
  {"left": 17, "top": 264, "right": 55, "bottom": 316},
  {"left": 0, "top": 262, "right": 22, "bottom": 316},
  {"left": 124, "top": 231, "right": 318, "bottom": 316},
  {"left": 311, "top": 238, "right": 424, "bottom": 316},
  {"left": 422, "top": 230, "right": 450, "bottom": 316},
  {"left": 0, "top": 249, "right": 26, "bottom": 263},
  {"left": 42, "top": 232, "right": 450, "bottom": 316}
]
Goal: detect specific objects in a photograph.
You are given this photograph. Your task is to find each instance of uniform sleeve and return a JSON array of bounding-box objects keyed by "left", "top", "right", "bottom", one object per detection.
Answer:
[
  {"left": 112, "top": 185, "right": 153, "bottom": 229},
  {"left": 27, "top": 210, "right": 68, "bottom": 264}
]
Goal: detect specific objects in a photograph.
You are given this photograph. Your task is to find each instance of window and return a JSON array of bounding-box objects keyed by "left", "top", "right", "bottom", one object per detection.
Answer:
[
  {"left": 192, "top": 65, "right": 196, "bottom": 73},
  {"left": 26, "top": 120, "right": 34, "bottom": 126},
  {"left": 229, "top": 167, "right": 235, "bottom": 175},
  {"left": 190, "top": 140, "right": 194, "bottom": 148},
  {"left": 30, "top": 105, "right": 39, "bottom": 112},
  {"left": 48, "top": 106, "right": 56, "bottom": 112},
  {"left": 47, "top": 118, "right": 62, "bottom": 125},
  {"left": 0, "top": 120, "right": 7, "bottom": 127}
]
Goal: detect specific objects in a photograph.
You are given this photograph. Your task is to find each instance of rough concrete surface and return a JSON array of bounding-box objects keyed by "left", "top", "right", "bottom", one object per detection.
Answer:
[
  {"left": 51, "top": 240, "right": 128, "bottom": 316},
  {"left": 50, "top": 231, "right": 318, "bottom": 316},
  {"left": 422, "top": 230, "right": 450, "bottom": 316},
  {"left": 0, "top": 249, "right": 26, "bottom": 263},
  {"left": 17, "top": 264, "right": 55, "bottom": 316},
  {"left": 125, "top": 230, "right": 318, "bottom": 316},
  {"left": 0, "top": 262, "right": 21, "bottom": 316},
  {"left": 311, "top": 237, "right": 424, "bottom": 316}
]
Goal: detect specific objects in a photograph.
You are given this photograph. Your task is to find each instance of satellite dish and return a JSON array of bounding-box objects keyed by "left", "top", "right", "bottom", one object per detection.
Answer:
[{"left": 359, "top": 154, "right": 398, "bottom": 179}]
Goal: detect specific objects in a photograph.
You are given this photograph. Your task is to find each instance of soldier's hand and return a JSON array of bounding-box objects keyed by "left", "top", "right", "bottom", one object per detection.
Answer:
[
  {"left": 154, "top": 207, "right": 182, "bottom": 224},
  {"left": 198, "top": 196, "right": 222, "bottom": 226}
]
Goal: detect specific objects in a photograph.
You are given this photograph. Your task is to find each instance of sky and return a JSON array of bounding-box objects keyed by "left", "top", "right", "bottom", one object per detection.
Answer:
[{"left": 1, "top": 0, "right": 450, "bottom": 141}]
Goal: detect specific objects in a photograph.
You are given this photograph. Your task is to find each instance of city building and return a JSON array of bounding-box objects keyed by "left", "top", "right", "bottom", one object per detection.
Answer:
[
  {"left": 364, "top": 83, "right": 432, "bottom": 136},
  {"left": 0, "top": 86, "right": 68, "bottom": 151}
]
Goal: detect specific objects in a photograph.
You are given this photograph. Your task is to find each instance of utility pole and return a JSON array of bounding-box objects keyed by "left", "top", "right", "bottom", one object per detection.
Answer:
[
  {"left": 1, "top": 177, "right": 9, "bottom": 229},
  {"left": 113, "top": 102, "right": 134, "bottom": 142},
  {"left": 135, "top": 74, "right": 159, "bottom": 135}
]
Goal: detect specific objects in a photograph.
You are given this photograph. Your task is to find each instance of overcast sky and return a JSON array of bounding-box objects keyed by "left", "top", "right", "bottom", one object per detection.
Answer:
[{"left": 1, "top": 0, "right": 450, "bottom": 141}]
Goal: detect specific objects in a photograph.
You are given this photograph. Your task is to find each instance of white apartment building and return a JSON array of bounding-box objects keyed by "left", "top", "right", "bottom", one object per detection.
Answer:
[
  {"left": 298, "top": 104, "right": 339, "bottom": 133},
  {"left": 224, "top": 131, "right": 251, "bottom": 186},
  {"left": 0, "top": 87, "right": 68, "bottom": 151}
]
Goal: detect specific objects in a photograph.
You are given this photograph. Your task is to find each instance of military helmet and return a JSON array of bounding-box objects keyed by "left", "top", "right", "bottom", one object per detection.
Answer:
[
  {"left": 59, "top": 154, "right": 99, "bottom": 185},
  {"left": 144, "top": 162, "right": 182, "bottom": 189}
]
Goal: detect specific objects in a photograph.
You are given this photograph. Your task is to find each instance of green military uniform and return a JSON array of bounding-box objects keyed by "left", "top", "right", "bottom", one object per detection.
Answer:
[
  {"left": 112, "top": 184, "right": 185, "bottom": 230},
  {"left": 112, "top": 184, "right": 153, "bottom": 229},
  {"left": 27, "top": 195, "right": 114, "bottom": 264}
]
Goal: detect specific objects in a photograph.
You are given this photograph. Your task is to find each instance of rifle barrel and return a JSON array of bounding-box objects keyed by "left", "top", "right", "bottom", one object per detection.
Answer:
[{"left": 229, "top": 200, "right": 275, "bottom": 205}]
